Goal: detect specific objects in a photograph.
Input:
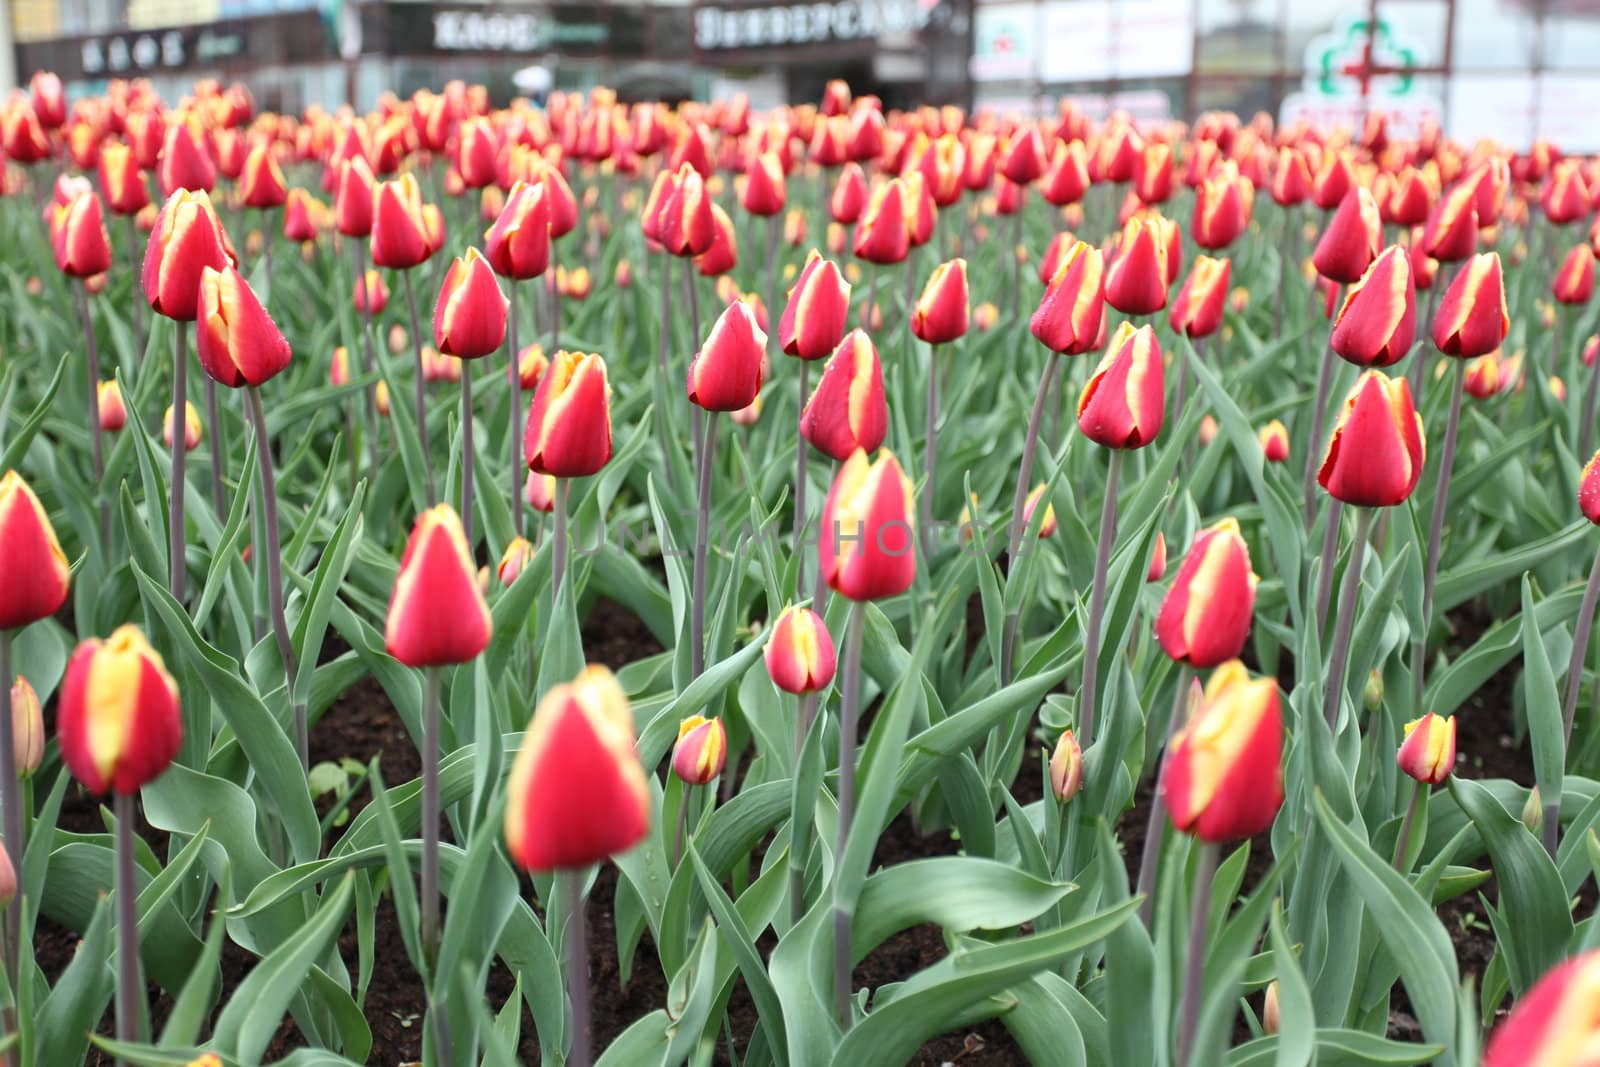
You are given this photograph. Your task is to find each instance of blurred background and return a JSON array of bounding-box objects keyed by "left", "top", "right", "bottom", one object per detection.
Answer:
[{"left": 4, "top": 0, "right": 1600, "bottom": 148}]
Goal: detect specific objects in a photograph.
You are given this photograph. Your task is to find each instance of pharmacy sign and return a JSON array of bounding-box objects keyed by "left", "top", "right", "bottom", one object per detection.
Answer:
[{"left": 1280, "top": 13, "right": 1440, "bottom": 139}]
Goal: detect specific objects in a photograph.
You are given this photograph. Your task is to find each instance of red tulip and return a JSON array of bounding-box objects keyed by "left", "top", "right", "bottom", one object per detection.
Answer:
[
  {"left": 52, "top": 193, "right": 113, "bottom": 278},
  {"left": 820, "top": 448, "right": 916, "bottom": 601},
  {"left": 370, "top": 173, "right": 433, "bottom": 270},
  {"left": 158, "top": 115, "right": 216, "bottom": 195},
  {"left": 742, "top": 151, "right": 787, "bottom": 217},
  {"left": 57, "top": 625, "right": 182, "bottom": 795},
  {"left": 1031, "top": 240, "right": 1106, "bottom": 354},
  {"left": 0, "top": 470, "right": 71, "bottom": 630},
  {"left": 659, "top": 162, "right": 715, "bottom": 258},
  {"left": 1163, "top": 660, "right": 1283, "bottom": 842},
  {"left": 334, "top": 157, "right": 377, "bottom": 238},
  {"left": 98, "top": 143, "right": 150, "bottom": 216},
  {"left": 1396, "top": 713, "right": 1457, "bottom": 785},
  {"left": 688, "top": 300, "right": 766, "bottom": 412},
  {"left": 780, "top": 251, "right": 852, "bottom": 360},
  {"left": 1313, "top": 187, "right": 1382, "bottom": 284},
  {"left": 525, "top": 351, "right": 612, "bottom": 478},
  {"left": 853, "top": 179, "right": 910, "bottom": 265},
  {"left": 830, "top": 162, "right": 868, "bottom": 225},
  {"left": 1154, "top": 517, "right": 1256, "bottom": 668},
  {"left": 911, "top": 259, "right": 969, "bottom": 344},
  {"left": 1318, "top": 371, "right": 1425, "bottom": 508},
  {"left": 801, "top": 330, "right": 887, "bottom": 461},
  {"left": 238, "top": 142, "right": 287, "bottom": 209},
  {"left": 142, "top": 189, "right": 236, "bottom": 322},
  {"left": 672, "top": 715, "right": 728, "bottom": 786},
  {"left": 1170, "top": 255, "right": 1230, "bottom": 339},
  {"left": 433, "top": 247, "right": 509, "bottom": 359},
  {"left": 1432, "top": 252, "right": 1509, "bottom": 358},
  {"left": 1420, "top": 182, "right": 1478, "bottom": 263},
  {"left": 1331, "top": 246, "right": 1416, "bottom": 368},
  {"left": 765, "top": 605, "right": 837, "bottom": 694},
  {"left": 1483, "top": 950, "right": 1600, "bottom": 1067},
  {"left": 1104, "top": 217, "right": 1169, "bottom": 316},
  {"left": 196, "top": 266, "right": 292, "bottom": 388},
  {"left": 1553, "top": 244, "right": 1595, "bottom": 306},
  {"left": 1077, "top": 322, "right": 1165, "bottom": 450},
  {"left": 1042, "top": 140, "right": 1091, "bottom": 207},
  {"left": 385, "top": 505, "right": 492, "bottom": 667}
]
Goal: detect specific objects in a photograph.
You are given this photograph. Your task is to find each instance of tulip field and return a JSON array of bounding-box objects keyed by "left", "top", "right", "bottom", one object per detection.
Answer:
[{"left": 5, "top": 70, "right": 1600, "bottom": 1066}]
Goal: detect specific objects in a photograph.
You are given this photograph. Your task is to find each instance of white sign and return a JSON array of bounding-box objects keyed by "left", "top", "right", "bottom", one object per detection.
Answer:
[
  {"left": 693, "top": 0, "right": 931, "bottom": 51},
  {"left": 1039, "top": 0, "right": 1193, "bottom": 83},
  {"left": 970, "top": 3, "right": 1036, "bottom": 83},
  {"left": 1278, "top": 14, "right": 1440, "bottom": 141}
]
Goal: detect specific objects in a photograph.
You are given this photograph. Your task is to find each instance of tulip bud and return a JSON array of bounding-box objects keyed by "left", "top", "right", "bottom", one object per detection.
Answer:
[
  {"left": 1258, "top": 420, "right": 1289, "bottom": 463},
  {"left": 1396, "top": 713, "right": 1457, "bottom": 785},
  {"left": 283, "top": 188, "right": 320, "bottom": 243},
  {"left": 696, "top": 203, "right": 739, "bottom": 277},
  {"left": 1313, "top": 187, "right": 1382, "bottom": 283},
  {"left": 1147, "top": 530, "right": 1167, "bottom": 582},
  {"left": 830, "top": 163, "right": 868, "bottom": 225},
  {"left": 659, "top": 163, "right": 715, "bottom": 257},
  {"left": 1312, "top": 150, "right": 1355, "bottom": 211},
  {"left": 238, "top": 142, "right": 287, "bottom": 209},
  {"left": 52, "top": 193, "right": 113, "bottom": 278},
  {"left": 765, "top": 605, "right": 837, "bottom": 694},
  {"left": 485, "top": 180, "right": 551, "bottom": 280},
  {"left": 354, "top": 269, "right": 389, "bottom": 315},
  {"left": 433, "top": 248, "right": 508, "bottom": 359},
  {"left": 820, "top": 448, "right": 915, "bottom": 601},
  {"left": 1364, "top": 669, "right": 1385, "bottom": 712},
  {"left": 1048, "top": 729, "right": 1083, "bottom": 802},
  {"left": 1580, "top": 450, "right": 1600, "bottom": 524},
  {"left": 742, "top": 151, "right": 787, "bottom": 216},
  {"left": 1262, "top": 981, "right": 1281, "bottom": 1036},
  {"left": 525, "top": 470, "right": 556, "bottom": 513},
  {"left": 1170, "top": 255, "right": 1230, "bottom": 339},
  {"left": 385, "top": 505, "right": 492, "bottom": 667},
  {"left": 1031, "top": 239, "right": 1107, "bottom": 355},
  {"left": 142, "top": 189, "right": 236, "bottom": 322},
  {"left": 1432, "top": 253, "right": 1509, "bottom": 358},
  {"left": 1318, "top": 371, "right": 1425, "bottom": 508},
  {"left": 1541, "top": 160, "right": 1589, "bottom": 225},
  {"left": 196, "top": 266, "right": 292, "bottom": 388},
  {"left": 497, "top": 537, "right": 533, "bottom": 586},
  {"left": 505, "top": 665, "right": 649, "bottom": 872},
  {"left": 974, "top": 302, "right": 999, "bottom": 331},
  {"left": 511, "top": 344, "right": 548, "bottom": 391},
  {"left": 1104, "top": 217, "right": 1169, "bottom": 316},
  {"left": 853, "top": 179, "right": 910, "bottom": 265},
  {"left": 1000, "top": 125, "right": 1047, "bottom": 185},
  {"left": 1154, "top": 517, "right": 1257, "bottom": 667},
  {"left": 525, "top": 351, "right": 612, "bottom": 477},
  {"left": 780, "top": 250, "right": 852, "bottom": 360},
  {"left": 0, "top": 839, "right": 13, "bottom": 908},
  {"left": 1520, "top": 786, "right": 1544, "bottom": 836},
  {"left": 97, "top": 380, "right": 127, "bottom": 432},
  {"left": 1192, "top": 164, "right": 1252, "bottom": 250},
  {"left": 1078, "top": 323, "right": 1165, "bottom": 450},
  {"left": 334, "top": 157, "right": 376, "bottom": 238},
  {"left": 1270, "top": 148, "right": 1313, "bottom": 207},
  {"left": 58, "top": 625, "right": 182, "bottom": 794},
  {"left": 457, "top": 116, "right": 499, "bottom": 190},
  {"left": 672, "top": 715, "right": 728, "bottom": 786},
  {"left": 1163, "top": 660, "right": 1283, "bottom": 842},
  {"left": 1553, "top": 244, "right": 1595, "bottom": 306},
  {"left": 801, "top": 330, "right": 887, "bottom": 461},
  {"left": 1022, "top": 484, "right": 1057, "bottom": 537},
  {"left": 98, "top": 143, "right": 151, "bottom": 216},
  {"left": 370, "top": 174, "right": 433, "bottom": 270},
  {"left": 0, "top": 470, "right": 70, "bottom": 633},
  {"left": 911, "top": 259, "right": 969, "bottom": 345},
  {"left": 1331, "top": 246, "right": 1416, "bottom": 368},
  {"left": 10, "top": 674, "right": 43, "bottom": 776}
]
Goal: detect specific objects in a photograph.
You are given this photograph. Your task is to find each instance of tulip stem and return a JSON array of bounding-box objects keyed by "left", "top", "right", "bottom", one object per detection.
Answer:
[
  {"left": 170, "top": 325, "right": 189, "bottom": 603},
  {"left": 1302, "top": 324, "right": 1340, "bottom": 529},
  {"left": 1315, "top": 499, "right": 1344, "bottom": 625},
  {"left": 1412, "top": 360, "right": 1466, "bottom": 720},
  {"left": 552, "top": 478, "right": 570, "bottom": 602},
  {"left": 1407, "top": 288, "right": 1438, "bottom": 403},
  {"left": 1001, "top": 353, "right": 1061, "bottom": 686},
  {"left": 765, "top": 215, "right": 779, "bottom": 356},
  {"left": 1561, "top": 541, "right": 1600, "bottom": 747},
  {"left": 920, "top": 340, "right": 939, "bottom": 564},
  {"left": 126, "top": 216, "right": 146, "bottom": 360},
  {"left": 421, "top": 665, "right": 442, "bottom": 967},
  {"left": 0, "top": 630, "right": 18, "bottom": 992},
  {"left": 74, "top": 282, "right": 109, "bottom": 551},
  {"left": 402, "top": 269, "right": 437, "bottom": 504},
  {"left": 348, "top": 237, "right": 383, "bottom": 478},
  {"left": 114, "top": 791, "right": 142, "bottom": 1058},
  {"left": 1582, "top": 326, "right": 1600, "bottom": 461},
  {"left": 1392, "top": 779, "right": 1423, "bottom": 872},
  {"left": 657, "top": 256, "right": 680, "bottom": 497},
  {"left": 1136, "top": 664, "right": 1191, "bottom": 928},
  {"left": 1079, "top": 450, "right": 1123, "bottom": 751},
  {"left": 1324, "top": 507, "right": 1374, "bottom": 731},
  {"left": 562, "top": 867, "right": 593, "bottom": 1067},
  {"left": 460, "top": 365, "right": 475, "bottom": 547},
  {"left": 259, "top": 208, "right": 274, "bottom": 298},
  {"left": 692, "top": 415, "right": 718, "bottom": 680},
  {"left": 790, "top": 692, "right": 809, "bottom": 926},
  {"left": 672, "top": 784, "right": 691, "bottom": 869},
  {"left": 832, "top": 599, "right": 866, "bottom": 1028},
  {"left": 794, "top": 360, "right": 811, "bottom": 557},
  {"left": 247, "top": 387, "right": 306, "bottom": 769},
  {"left": 1175, "top": 840, "right": 1219, "bottom": 1067},
  {"left": 203, "top": 376, "right": 226, "bottom": 519},
  {"left": 508, "top": 285, "right": 523, "bottom": 540}
]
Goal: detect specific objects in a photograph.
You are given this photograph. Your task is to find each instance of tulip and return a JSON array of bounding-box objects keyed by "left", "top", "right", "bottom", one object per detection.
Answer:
[
  {"left": 1042, "top": 140, "right": 1091, "bottom": 207},
  {"left": 0, "top": 100, "right": 50, "bottom": 164},
  {"left": 162, "top": 402, "right": 203, "bottom": 452},
  {"left": 354, "top": 269, "right": 389, "bottom": 315},
  {"left": 766, "top": 605, "right": 838, "bottom": 695},
  {"left": 525, "top": 471, "right": 556, "bottom": 513},
  {"left": 1148, "top": 531, "right": 1168, "bottom": 582},
  {"left": 1259, "top": 420, "right": 1290, "bottom": 463},
  {"left": 98, "top": 143, "right": 151, "bottom": 216},
  {"left": 196, "top": 266, "right": 292, "bottom": 388},
  {"left": 1318, "top": 371, "right": 1424, "bottom": 509},
  {"left": 1330, "top": 246, "right": 1416, "bottom": 368},
  {"left": 98, "top": 381, "right": 127, "bottom": 431},
  {"left": 911, "top": 258, "right": 969, "bottom": 345},
  {"left": 1464, "top": 351, "right": 1506, "bottom": 399},
  {"left": 852, "top": 179, "right": 910, "bottom": 267},
  {"left": 58, "top": 625, "right": 182, "bottom": 795},
  {"left": 695, "top": 203, "right": 739, "bottom": 277},
  {"left": 1170, "top": 255, "right": 1230, "bottom": 339},
  {"left": 511, "top": 344, "right": 548, "bottom": 391},
  {"left": 1312, "top": 150, "right": 1355, "bottom": 210},
  {"left": 283, "top": 188, "right": 320, "bottom": 242},
  {"left": 742, "top": 151, "right": 786, "bottom": 216},
  {"left": 142, "top": 189, "right": 235, "bottom": 322},
  {"left": 1483, "top": 950, "right": 1600, "bottom": 1067},
  {"left": 1192, "top": 164, "right": 1252, "bottom": 250},
  {"left": 1420, "top": 182, "right": 1477, "bottom": 263},
  {"left": 1562, "top": 451, "right": 1600, "bottom": 847},
  {"left": 672, "top": 715, "right": 727, "bottom": 786},
  {"left": 157, "top": 116, "right": 216, "bottom": 195},
  {"left": 1432, "top": 252, "right": 1509, "bottom": 358},
  {"left": 486, "top": 180, "right": 551, "bottom": 280},
  {"left": 1270, "top": 147, "right": 1313, "bottom": 206},
  {"left": 1154, "top": 517, "right": 1258, "bottom": 669},
  {"left": 1031, "top": 240, "right": 1106, "bottom": 354},
  {"left": 820, "top": 448, "right": 916, "bottom": 602},
  {"left": 238, "top": 142, "right": 287, "bottom": 209},
  {"left": 433, "top": 248, "right": 508, "bottom": 359},
  {"left": 1021, "top": 484, "right": 1057, "bottom": 538},
  {"left": 497, "top": 537, "right": 534, "bottom": 587},
  {"left": 505, "top": 663, "right": 647, "bottom": 1064},
  {"left": 51, "top": 192, "right": 113, "bottom": 278},
  {"left": 1000, "top": 125, "right": 1047, "bottom": 185},
  {"left": 457, "top": 116, "right": 499, "bottom": 189},
  {"left": 0, "top": 471, "right": 71, "bottom": 632},
  {"left": 801, "top": 330, "right": 887, "bottom": 462},
  {"left": 1078, "top": 323, "right": 1164, "bottom": 450},
  {"left": 1262, "top": 982, "right": 1281, "bottom": 1036},
  {"left": 525, "top": 351, "right": 612, "bottom": 479},
  {"left": 334, "top": 157, "right": 377, "bottom": 238},
  {"left": 780, "top": 251, "right": 852, "bottom": 360},
  {"left": 1553, "top": 244, "right": 1595, "bottom": 306},
  {"left": 370, "top": 174, "right": 433, "bottom": 270},
  {"left": 1541, "top": 159, "right": 1589, "bottom": 224},
  {"left": 658, "top": 163, "right": 715, "bottom": 257},
  {"left": 1312, "top": 187, "right": 1382, "bottom": 284},
  {"left": 1397, "top": 713, "right": 1457, "bottom": 785},
  {"left": 1104, "top": 217, "right": 1169, "bottom": 315},
  {"left": 830, "top": 163, "right": 868, "bottom": 225},
  {"left": 1048, "top": 729, "right": 1083, "bottom": 802},
  {"left": 688, "top": 300, "right": 766, "bottom": 412}
]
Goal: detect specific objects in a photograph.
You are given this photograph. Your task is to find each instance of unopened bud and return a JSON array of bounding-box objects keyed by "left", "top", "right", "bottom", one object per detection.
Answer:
[{"left": 1522, "top": 786, "right": 1544, "bottom": 836}]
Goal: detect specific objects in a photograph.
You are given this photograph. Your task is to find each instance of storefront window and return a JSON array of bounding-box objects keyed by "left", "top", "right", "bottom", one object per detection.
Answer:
[
  {"left": 1196, "top": 0, "right": 1278, "bottom": 75},
  {"left": 1542, "top": 7, "right": 1600, "bottom": 71},
  {"left": 1451, "top": 0, "right": 1538, "bottom": 72}
]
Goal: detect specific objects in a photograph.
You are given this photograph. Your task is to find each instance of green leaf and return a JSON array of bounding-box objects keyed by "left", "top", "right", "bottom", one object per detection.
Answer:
[
  {"left": 1520, "top": 576, "right": 1566, "bottom": 843},
  {"left": 850, "top": 858, "right": 1074, "bottom": 963},
  {"left": 0, "top": 354, "right": 67, "bottom": 470}
]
